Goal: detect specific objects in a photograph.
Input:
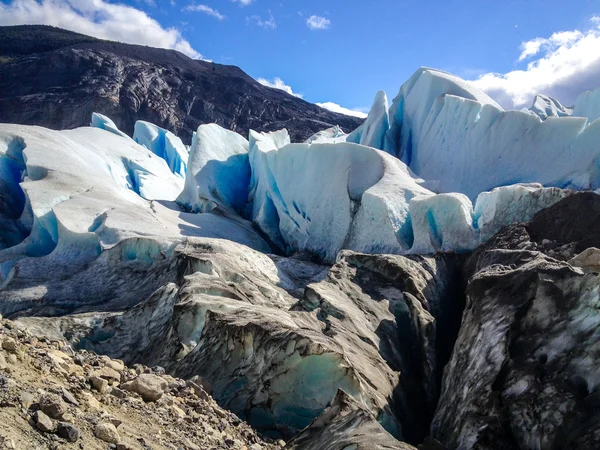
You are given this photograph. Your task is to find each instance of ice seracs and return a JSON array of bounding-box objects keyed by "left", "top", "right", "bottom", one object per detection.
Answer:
[
  {"left": 381, "top": 67, "right": 600, "bottom": 199},
  {"left": 246, "top": 129, "right": 432, "bottom": 262},
  {"left": 133, "top": 121, "right": 189, "bottom": 178},
  {"left": 528, "top": 94, "right": 573, "bottom": 120},
  {"left": 347, "top": 91, "right": 390, "bottom": 151},
  {"left": 573, "top": 87, "right": 600, "bottom": 124},
  {"left": 177, "top": 124, "right": 250, "bottom": 214}
]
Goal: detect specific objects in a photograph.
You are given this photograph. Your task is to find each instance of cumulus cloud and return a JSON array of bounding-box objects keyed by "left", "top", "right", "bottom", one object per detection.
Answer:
[
  {"left": 472, "top": 16, "right": 600, "bottom": 109},
  {"left": 246, "top": 11, "right": 275, "bottom": 29},
  {"left": 183, "top": 4, "right": 225, "bottom": 20},
  {"left": 257, "top": 77, "right": 302, "bottom": 98},
  {"left": 316, "top": 102, "right": 368, "bottom": 118},
  {"left": 0, "top": 0, "right": 202, "bottom": 59},
  {"left": 306, "top": 15, "right": 330, "bottom": 30}
]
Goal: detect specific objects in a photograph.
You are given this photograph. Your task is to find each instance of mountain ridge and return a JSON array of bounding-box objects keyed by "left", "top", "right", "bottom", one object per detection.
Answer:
[{"left": 0, "top": 25, "right": 363, "bottom": 143}]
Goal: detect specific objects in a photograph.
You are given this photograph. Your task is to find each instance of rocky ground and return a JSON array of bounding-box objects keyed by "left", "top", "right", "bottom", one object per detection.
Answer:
[{"left": 0, "top": 317, "right": 281, "bottom": 450}]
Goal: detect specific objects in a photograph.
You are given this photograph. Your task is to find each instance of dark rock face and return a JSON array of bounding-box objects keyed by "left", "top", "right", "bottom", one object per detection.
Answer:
[
  {"left": 0, "top": 25, "right": 363, "bottom": 143},
  {"left": 432, "top": 193, "right": 600, "bottom": 450}
]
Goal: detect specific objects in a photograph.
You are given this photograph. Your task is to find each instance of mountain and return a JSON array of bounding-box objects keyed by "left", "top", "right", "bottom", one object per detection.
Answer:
[{"left": 0, "top": 25, "right": 363, "bottom": 143}]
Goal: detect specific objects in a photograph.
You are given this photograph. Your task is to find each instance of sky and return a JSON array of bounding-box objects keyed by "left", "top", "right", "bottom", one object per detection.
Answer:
[{"left": 1, "top": 0, "right": 600, "bottom": 118}]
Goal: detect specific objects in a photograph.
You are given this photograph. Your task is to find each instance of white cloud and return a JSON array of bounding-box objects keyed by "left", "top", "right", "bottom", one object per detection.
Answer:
[
  {"left": 306, "top": 15, "right": 330, "bottom": 30},
  {"left": 316, "top": 102, "right": 368, "bottom": 118},
  {"left": 258, "top": 77, "right": 302, "bottom": 98},
  {"left": 246, "top": 11, "right": 275, "bottom": 29},
  {"left": 472, "top": 16, "right": 600, "bottom": 109},
  {"left": 517, "top": 37, "right": 545, "bottom": 61},
  {"left": 183, "top": 4, "right": 225, "bottom": 20},
  {"left": 257, "top": 77, "right": 367, "bottom": 118},
  {"left": 0, "top": 0, "right": 203, "bottom": 59},
  {"left": 232, "top": 0, "right": 253, "bottom": 6}
]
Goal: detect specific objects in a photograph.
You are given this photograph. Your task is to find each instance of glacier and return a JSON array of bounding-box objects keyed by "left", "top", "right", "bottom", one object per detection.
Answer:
[
  {"left": 0, "top": 123, "right": 269, "bottom": 314},
  {"left": 3, "top": 66, "right": 600, "bottom": 450},
  {"left": 177, "top": 124, "right": 250, "bottom": 214},
  {"left": 4, "top": 68, "right": 600, "bottom": 271},
  {"left": 383, "top": 68, "right": 600, "bottom": 199},
  {"left": 574, "top": 87, "right": 600, "bottom": 124},
  {"left": 528, "top": 94, "right": 573, "bottom": 120},
  {"left": 133, "top": 121, "right": 189, "bottom": 178}
]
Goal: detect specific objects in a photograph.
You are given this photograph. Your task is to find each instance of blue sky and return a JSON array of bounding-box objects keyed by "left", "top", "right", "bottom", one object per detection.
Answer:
[{"left": 2, "top": 0, "right": 600, "bottom": 116}]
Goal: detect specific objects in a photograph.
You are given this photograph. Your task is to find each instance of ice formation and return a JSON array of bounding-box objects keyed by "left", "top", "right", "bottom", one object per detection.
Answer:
[
  {"left": 0, "top": 123, "right": 269, "bottom": 304},
  {"left": 528, "top": 94, "right": 573, "bottom": 120},
  {"left": 90, "top": 113, "right": 131, "bottom": 139},
  {"left": 133, "top": 121, "right": 189, "bottom": 178},
  {"left": 573, "top": 87, "right": 600, "bottom": 124},
  {"left": 346, "top": 91, "right": 390, "bottom": 151},
  {"left": 177, "top": 124, "right": 250, "bottom": 214},
  {"left": 383, "top": 68, "right": 600, "bottom": 199},
  {"left": 247, "top": 130, "right": 431, "bottom": 261},
  {"left": 4, "top": 66, "right": 600, "bottom": 270}
]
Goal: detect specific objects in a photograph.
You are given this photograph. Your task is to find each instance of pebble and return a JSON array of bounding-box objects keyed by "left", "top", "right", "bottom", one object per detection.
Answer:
[
  {"left": 57, "top": 422, "right": 80, "bottom": 442},
  {"left": 94, "top": 422, "right": 120, "bottom": 444},
  {"left": 34, "top": 410, "right": 56, "bottom": 433},
  {"left": 1, "top": 337, "right": 17, "bottom": 353},
  {"left": 39, "top": 393, "right": 67, "bottom": 419}
]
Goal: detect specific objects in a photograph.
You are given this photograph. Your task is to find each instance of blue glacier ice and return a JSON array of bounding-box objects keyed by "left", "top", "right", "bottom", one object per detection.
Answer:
[
  {"left": 347, "top": 91, "right": 390, "bottom": 151},
  {"left": 177, "top": 124, "right": 250, "bottom": 214},
  {"left": 0, "top": 124, "right": 269, "bottom": 287},
  {"left": 133, "top": 121, "right": 189, "bottom": 178},
  {"left": 409, "top": 193, "right": 476, "bottom": 254},
  {"left": 574, "top": 87, "right": 600, "bottom": 123},
  {"left": 383, "top": 67, "right": 600, "bottom": 199},
  {"left": 528, "top": 95, "right": 573, "bottom": 120},
  {"left": 247, "top": 129, "right": 431, "bottom": 261}
]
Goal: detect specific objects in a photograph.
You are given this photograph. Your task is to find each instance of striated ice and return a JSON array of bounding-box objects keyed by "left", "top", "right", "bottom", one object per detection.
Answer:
[{"left": 383, "top": 68, "right": 600, "bottom": 199}]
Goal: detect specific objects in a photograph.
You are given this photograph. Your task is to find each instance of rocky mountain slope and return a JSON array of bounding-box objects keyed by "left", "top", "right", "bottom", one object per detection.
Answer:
[
  {"left": 0, "top": 25, "right": 362, "bottom": 143},
  {"left": 0, "top": 314, "right": 280, "bottom": 450}
]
